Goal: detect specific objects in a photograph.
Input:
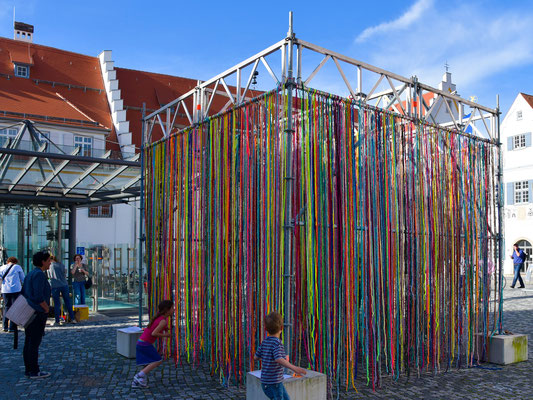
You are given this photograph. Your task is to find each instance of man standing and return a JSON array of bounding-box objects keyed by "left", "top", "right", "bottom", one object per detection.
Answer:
[
  {"left": 510, "top": 243, "right": 527, "bottom": 289},
  {"left": 22, "top": 251, "right": 52, "bottom": 379},
  {"left": 49, "top": 256, "right": 77, "bottom": 325},
  {"left": 0, "top": 257, "right": 25, "bottom": 332}
]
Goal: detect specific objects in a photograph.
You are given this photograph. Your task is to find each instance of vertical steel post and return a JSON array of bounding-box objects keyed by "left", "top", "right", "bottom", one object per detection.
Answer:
[
  {"left": 68, "top": 205, "right": 76, "bottom": 286},
  {"left": 496, "top": 95, "right": 504, "bottom": 333},
  {"left": 283, "top": 11, "right": 295, "bottom": 359},
  {"left": 138, "top": 103, "right": 146, "bottom": 328}
]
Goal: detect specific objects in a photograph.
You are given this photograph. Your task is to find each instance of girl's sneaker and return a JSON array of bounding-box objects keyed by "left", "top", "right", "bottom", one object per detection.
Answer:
[{"left": 132, "top": 374, "right": 148, "bottom": 388}]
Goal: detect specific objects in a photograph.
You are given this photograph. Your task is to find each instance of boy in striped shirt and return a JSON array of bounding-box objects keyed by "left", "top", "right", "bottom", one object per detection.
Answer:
[{"left": 254, "top": 312, "right": 306, "bottom": 399}]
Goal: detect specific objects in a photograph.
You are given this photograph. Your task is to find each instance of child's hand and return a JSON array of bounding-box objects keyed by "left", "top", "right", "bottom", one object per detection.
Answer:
[
  {"left": 293, "top": 366, "right": 306, "bottom": 376},
  {"left": 285, "top": 355, "right": 289, "bottom": 361}
]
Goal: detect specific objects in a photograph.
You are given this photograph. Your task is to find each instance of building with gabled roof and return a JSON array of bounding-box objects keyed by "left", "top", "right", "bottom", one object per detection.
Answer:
[{"left": 502, "top": 92, "right": 533, "bottom": 277}]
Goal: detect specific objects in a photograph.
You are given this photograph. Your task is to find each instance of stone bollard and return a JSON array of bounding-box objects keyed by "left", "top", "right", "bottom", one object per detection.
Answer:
[
  {"left": 486, "top": 334, "right": 528, "bottom": 365},
  {"left": 116, "top": 326, "right": 143, "bottom": 358},
  {"left": 475, "top": 333, "right": 528, "bottom": 364},
  {"left": 246, "top": 370, "right": 326, "bottom": 400}
]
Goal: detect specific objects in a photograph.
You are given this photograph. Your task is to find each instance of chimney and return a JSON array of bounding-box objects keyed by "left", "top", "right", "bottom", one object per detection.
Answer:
[{"left": 14, "top": 21, "right": 34, "bottom": 43}]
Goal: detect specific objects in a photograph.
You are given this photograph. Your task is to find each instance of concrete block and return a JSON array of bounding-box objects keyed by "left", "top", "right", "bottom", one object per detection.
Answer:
[
  {"left": 246, "top": 370, "right": 326, "bottom": 400},
  {"left": 117, "top": 326, "right": 143, "bottom": 358},
  {"left": 477, "top": 333, "right": 528, "bottom": 365},
  {"left": 487, "top": 334, "right": 528, "bottom": 365}
]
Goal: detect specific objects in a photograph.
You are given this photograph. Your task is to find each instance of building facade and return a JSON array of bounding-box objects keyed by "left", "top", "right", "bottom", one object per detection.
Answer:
[{"left": 502, "top": 92, "right": 533, "bottom": 275}]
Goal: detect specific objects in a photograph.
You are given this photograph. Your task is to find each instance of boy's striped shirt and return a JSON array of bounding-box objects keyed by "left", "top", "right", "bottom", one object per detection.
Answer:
[{"left": 255, "top": 336, "right": 286, "bottom": 384}]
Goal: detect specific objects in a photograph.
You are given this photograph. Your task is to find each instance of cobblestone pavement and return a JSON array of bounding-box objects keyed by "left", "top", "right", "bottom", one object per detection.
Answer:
[{"left": 1, "top": 286, "right": 531, "bottom": 399}]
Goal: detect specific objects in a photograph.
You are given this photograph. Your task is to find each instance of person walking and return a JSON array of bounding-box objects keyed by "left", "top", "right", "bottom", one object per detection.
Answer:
[
  {"left": 0, "top": 257, "right": 25, "bottom": 332},
  {"left": 510, "top": 243, "right": 527, "bottom": 289},
  {"left": 49, "top": 256, "right": 77, "bottom": 325},
  {"left": 22, "top": 251, "right": 52, "bottom": 378},
  {"left": 70, "top": 254, "right": 88, "bottom": 305}
]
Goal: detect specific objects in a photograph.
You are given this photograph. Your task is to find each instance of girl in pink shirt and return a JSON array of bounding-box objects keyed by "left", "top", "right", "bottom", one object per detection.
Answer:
[{"left": 132, "top": 300, "right": 173, "bottom": 388}]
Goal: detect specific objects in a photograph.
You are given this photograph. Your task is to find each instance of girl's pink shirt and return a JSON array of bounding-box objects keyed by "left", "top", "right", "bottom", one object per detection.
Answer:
[{"left": 140, "top": 315, "right": 168, "bottom": 344}]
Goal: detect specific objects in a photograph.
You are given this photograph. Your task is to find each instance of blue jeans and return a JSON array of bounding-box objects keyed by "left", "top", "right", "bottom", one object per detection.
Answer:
[
  {"left": 73, "top": 281, "right": 86, "bottom": 305},
  {"left": 261, "top": 383, "right": 290, "bottom": 400},
  {"left": 52, "top": 285, "right": 75, "bottom": 322},
  {"left": 3, "top": 292, "right": 20, "bottom": 331},
  {"left": 512, "top": 264, "right": 525, "bottom": 287}
]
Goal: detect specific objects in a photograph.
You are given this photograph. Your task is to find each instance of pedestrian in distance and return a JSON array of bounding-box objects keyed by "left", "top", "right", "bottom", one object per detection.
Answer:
[
  {"left": 132, "top": 300, "right": 174, "bottom": 389},
  {"left": 70, "top": 254, "right": 89, "bottom": 305},
  {"left": 0, "top": 256, "right": 25, "bottom": 333},
  {"left": 22, "top": 251, "right": 52, "bottom": 378},
  {"left": 49, "top": 255, "right": 77, "bottom": 325},
  {"left": 510, "top": 243, "right": 527, "bottom": 289},
  {"left": 255, "top": 311, "right": 306, "bottom": 400}
]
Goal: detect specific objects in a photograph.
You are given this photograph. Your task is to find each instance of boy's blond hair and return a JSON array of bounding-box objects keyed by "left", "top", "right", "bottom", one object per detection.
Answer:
[{"left": 264, "top": 312, "right": 283, "bottom": 335}]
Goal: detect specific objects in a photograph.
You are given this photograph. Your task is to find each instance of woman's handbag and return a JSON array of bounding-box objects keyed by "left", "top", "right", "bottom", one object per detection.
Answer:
[
  {"left": 5, "top": 295, "right": 36, "bottom": 328},
  {"left": 84, "top": 276, "right": 93, "bottom": 290}
]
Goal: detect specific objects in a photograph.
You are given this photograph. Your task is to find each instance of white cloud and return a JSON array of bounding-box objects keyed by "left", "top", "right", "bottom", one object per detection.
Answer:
[
  {"left": 353, "top": 3, "right": 533, "bottom": 94},
  {"left": 356, "top": 0, "right": 433, "bottom": 43}
]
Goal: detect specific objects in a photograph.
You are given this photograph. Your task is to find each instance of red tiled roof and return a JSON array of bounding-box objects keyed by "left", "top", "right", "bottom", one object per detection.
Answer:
[
  {"left": 116, "top": 67, "right": 263, "bottom": 147},
  {"left": 0, "top": 36, "right": 115, "bottom": 146},
  {"left": 115, "top": 67, "right": 197, "bottom": 147},
  {"left": 9, "top": 43, "right": 33, "bottom": 65},
  {"left": 520, "top": 93, "right": 533, "bottom": 109},
  {"left": 390, "top": 92, "right": 436, "bottom": 115}
]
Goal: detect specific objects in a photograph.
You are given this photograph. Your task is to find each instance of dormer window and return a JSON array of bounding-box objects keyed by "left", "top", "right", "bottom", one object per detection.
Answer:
[{"left": 14, "top": 63, "right": 29, "bottom": 78}]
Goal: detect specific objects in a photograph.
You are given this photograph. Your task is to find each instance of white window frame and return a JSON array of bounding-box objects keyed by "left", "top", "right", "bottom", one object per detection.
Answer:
[
  {"left": 74, "top": 136, "right": 93, "bottom": 156},
  {"left": 14, "top": 64, "right": 29, "bottom": 78},
  {"left": 0, "top": 128, "right": 18, "bottom": 138},
  {"left": 513, "top": 134, "right": 526, "bottom": 150},
  {"left": 517, "top": 110, "right": 523, "bottom": 121},
  {"left": 514, "top": 181, "right": 529, "bottom": 204}
]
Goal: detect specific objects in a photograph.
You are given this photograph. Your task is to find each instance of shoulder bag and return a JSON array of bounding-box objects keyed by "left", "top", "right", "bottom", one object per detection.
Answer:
[{"left": 5, "top": 294, "right": 36, "bottom": 328}]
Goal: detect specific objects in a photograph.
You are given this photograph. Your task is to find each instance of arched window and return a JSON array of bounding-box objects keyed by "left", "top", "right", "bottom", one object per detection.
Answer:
[{"left": 516, "top": 239, "right": 532, "bottom": 272}]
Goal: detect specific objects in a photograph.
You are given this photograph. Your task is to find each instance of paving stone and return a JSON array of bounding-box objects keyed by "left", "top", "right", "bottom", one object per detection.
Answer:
[{"left": 1, "top": 287, "right": 531, "bottom": 399}]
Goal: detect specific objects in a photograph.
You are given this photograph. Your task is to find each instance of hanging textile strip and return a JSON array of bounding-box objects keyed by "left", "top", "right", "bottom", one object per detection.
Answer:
[{"left": 143, "top": 85, "right": 500, "bottom": 391}]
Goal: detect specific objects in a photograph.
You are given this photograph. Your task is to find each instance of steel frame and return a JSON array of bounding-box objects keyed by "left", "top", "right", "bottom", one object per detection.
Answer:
[
  {"left": 0, "top": 120, "right": 141, "bottom": 206},
  {"left": 140, "top": 13, "right": 504, "bottom": 336},
  {"left": 144, "top": 25, "right": 499, "bottom": 143}
]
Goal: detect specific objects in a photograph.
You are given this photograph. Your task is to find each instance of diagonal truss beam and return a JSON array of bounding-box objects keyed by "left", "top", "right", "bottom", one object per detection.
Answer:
[
  {"left": 63, "top": 150, "right": 111, "bottom": 195},
  {"left": 35, "top": 147, "right": 81, "bottom": 194},
  {"left": 0, "top": 124, "right": 27, "bottom": 182},
  {"left": 122, "top": 175, "right": 140, "bottom": 192},
  {"left": 143, "top": 34, "right": 498, "bottom": 142},
  {"left": 88, "top": 153, "right": 140, "bottom": 196},
  {"left": 8, "top": 143, "right": 47, "bottom": 192}
]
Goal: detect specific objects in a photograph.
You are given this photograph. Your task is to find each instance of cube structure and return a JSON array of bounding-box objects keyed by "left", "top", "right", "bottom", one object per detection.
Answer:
[
  {"left": 246, "top": 370, "right": 326, "bottom": 400},
  {"left": 117, "top": 326, "right": 143, "bottom": 358}
]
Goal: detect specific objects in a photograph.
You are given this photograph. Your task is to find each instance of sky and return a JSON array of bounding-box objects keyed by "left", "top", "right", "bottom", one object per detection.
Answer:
[{"left": 1, "top": 0, "right": 532, "bottom": 116}]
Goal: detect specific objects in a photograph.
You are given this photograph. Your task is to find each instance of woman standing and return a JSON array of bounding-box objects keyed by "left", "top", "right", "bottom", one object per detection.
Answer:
[
  {"left": 70, "top": 254, "right": 88, "bottom": 305},
  {"left": 22, "top": 251, "right": 52, "bottom": 378},
  {"left": 0, "top": 257, "right": 25, "bottom": 332}
]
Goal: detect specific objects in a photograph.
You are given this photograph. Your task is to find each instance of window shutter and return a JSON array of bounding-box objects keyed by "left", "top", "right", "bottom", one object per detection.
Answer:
[
  {"left": 529, "top": 180, "right": 533, "bottom": 203},
  {"left": 507, "top": 182, "right": 514, "bottom": 205},
  {"left": 525, "top": 132, "right": 532, "bottom": 148},
  {"left": 507, "top": 137, "right": 513, "bottom": 151}
]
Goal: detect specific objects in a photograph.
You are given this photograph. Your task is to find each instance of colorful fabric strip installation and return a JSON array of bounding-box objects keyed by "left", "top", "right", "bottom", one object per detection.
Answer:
[{"left": 144, "top": 86, "right": 501, "bottom": 391}]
